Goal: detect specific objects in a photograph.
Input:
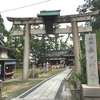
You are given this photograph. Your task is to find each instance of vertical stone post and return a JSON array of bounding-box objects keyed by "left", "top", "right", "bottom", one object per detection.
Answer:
[
  {"left": 60, "top": 77, "right": 72, "bottom": 100},
  {"left": 60, "top": 88, "right": 72, "bottom": 100},
  {"left": 82, "top": 34, "right": 100, "bottom": 100},
  {"left": 22, "top": 23, "right": 30, "bottom": 83},
  {"left": 0, "top": 80, "right": 2, "bottom": 99},
  {"left": 64, "top": 77, "right": 70, "bottom": 91},
  {"left": 32, "top": 63, "right": 35, "bottom": 78},
  {"left": 85, "top": 34, "right": 99, "bottom": 86},
  {"left": 77, "top": 81, "right": 81, "bottom": 100},
  {"left": 71, "top": 21, "right": 81, "bottom": 73}
]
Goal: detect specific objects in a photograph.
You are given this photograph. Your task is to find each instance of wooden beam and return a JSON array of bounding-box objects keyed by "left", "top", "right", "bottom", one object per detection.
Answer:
[
  {"left": 71, "top": 16, "right": 91, "bottom": 22},
  {"left": 13, "top": 26, "right": 92, "bottom": 36},
  {"left": 7, "top": 16, "right": 91, "bottom": 25},
  {"left": 30, "top": 29, "right": 45, "bottom": 35},
  {"left": 13, "top": 30, "right": 24, "bottom": 36},
  {"left": 55, "top": 26, "right": 92, "bottom": 34},
  {"left": 7, "top": 10, "right": 99, "bottom": 25}
]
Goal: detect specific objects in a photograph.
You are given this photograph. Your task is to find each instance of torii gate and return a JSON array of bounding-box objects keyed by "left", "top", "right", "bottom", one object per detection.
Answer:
[{"left": 7, "top": 10, "right": 99, "bottom": 83}]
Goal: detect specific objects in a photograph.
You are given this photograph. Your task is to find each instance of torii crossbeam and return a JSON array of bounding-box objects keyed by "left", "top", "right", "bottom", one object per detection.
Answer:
[{"left": 7, "top": 10, "right": 99, "bottom": 83}]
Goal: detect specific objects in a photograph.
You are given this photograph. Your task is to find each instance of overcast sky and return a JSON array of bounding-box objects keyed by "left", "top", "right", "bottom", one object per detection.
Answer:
[{"left": 0, "top": 0, "right": 84, "bottom": 31}]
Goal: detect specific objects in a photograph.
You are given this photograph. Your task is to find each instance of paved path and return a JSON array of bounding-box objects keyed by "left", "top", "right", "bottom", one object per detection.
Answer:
[{"left": 12, "top": 68, "right": 72, "bottom": 100}]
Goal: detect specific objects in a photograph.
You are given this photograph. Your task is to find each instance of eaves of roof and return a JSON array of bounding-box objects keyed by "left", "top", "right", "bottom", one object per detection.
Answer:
[
  {"left": 38, "top": 10, "right": 60, "bottom": 17},
  {"left": 0, "top": 58, "right": 16, "bottom": 61},
  {"left": 0, "top": 45, "right": 13, "bottom": 51},
  {"left": 47, "top": 49, "right": 74, "bottom": 57}
]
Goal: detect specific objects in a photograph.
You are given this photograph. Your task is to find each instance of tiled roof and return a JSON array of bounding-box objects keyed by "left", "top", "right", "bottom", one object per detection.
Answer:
[
  {"left": 0, "top": 45, "right": 13, "bottom": 51},
  {"left": 47, "top": 49, "right": 74, "bottom": 57},
  {"left": 38, "top": 10, "right": 60, "bottom": 17}
]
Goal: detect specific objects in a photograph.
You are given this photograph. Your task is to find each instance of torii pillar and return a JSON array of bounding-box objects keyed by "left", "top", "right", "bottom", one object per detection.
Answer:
[
  {"left": 71, "top": 21, "right": 81, "bottom": 73},
  {"left": 22, "top": 23, "right": 30, "bottom": 83}
]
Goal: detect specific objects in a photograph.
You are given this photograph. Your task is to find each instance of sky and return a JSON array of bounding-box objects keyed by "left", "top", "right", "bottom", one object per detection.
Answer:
[{"left": 0, "top": 0, "right": 85, "bottom": 31}]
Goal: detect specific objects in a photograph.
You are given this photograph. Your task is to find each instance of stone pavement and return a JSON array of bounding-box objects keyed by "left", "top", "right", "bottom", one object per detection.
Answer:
[{"left": 12, "top": 68, "right": 72, "bottom": 100}]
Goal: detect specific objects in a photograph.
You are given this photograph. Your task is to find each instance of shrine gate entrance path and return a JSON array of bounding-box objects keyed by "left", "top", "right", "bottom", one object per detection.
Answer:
[{"left": 12, "top": 68, "right": 72, "bottom": 100}]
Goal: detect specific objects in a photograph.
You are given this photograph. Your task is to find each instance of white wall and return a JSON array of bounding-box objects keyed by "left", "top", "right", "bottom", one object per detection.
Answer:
[{"left": 0, "top": 49, "right": 8, "bottom": 58}]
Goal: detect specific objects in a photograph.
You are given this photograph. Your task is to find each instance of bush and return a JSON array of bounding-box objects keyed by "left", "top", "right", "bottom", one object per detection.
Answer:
[{"left": 71, "top": 54, "right": 87, "bottom": 88}]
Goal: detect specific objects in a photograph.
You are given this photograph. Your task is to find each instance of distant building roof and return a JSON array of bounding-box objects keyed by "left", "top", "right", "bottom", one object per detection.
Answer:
[
  {"left": 47, "top": 49, "right": 74, "bottom": 57},
  {"left": 37, "top": 10, "right": 60, "bottom": 17}
]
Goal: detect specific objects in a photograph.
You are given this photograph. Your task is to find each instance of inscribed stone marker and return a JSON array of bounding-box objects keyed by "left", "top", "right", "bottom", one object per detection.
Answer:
[{"left": 85, "top": 34, "right": 99, "bottom": 86}]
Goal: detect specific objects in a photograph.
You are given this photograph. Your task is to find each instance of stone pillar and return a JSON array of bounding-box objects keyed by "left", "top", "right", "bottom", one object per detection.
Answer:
[
  {"left": 77, "top": 81, "right": 81, "bottom": 100},
  {"left": 60, "top": 88, "right": 72, "bottom": 100},
  {"left": 64, "top": 77, "right": 70, "bottom": 91},
  {"left": 29, "top": 63, "right": 38, "bottom": 78},
  {"left": 0, "top": 80, "right": 2, "bottom": 99},
  {"left": 22, "top": 23, "right": 30, "bottom": 83},
  {"left": 32, "top": 63, "right": 35, "bottom": 78},
  {"left": 85, "top": 34, "right": 99, "bottom": 86},
  {"left": 82, "top": 34, "right": 100, "bottom": 100},
  {"left": 82, "top": 84, "right": 100, "bottom": 100},
  {"left": 60, "top": 77, "right": 72, "bottom": 100},
  {"left": 71, "top": 21, "right": 81, "bottom": 73}
]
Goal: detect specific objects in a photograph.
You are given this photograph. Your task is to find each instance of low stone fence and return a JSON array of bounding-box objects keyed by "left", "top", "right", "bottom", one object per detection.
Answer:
[
  {"left": 71, "top": 81, "right": 82, "bottom": 100},
  {"left": 60, "top": 77, "right": 72, "bottom": 100},
  {"left": 60, "top": 67, "right": 73, "bottom": 100},
  {"left": 60, "top": 68, "right": 83, "bottom": 100}
]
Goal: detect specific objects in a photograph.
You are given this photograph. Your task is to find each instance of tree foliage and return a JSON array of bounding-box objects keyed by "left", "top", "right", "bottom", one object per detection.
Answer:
[
  {"left": 0, "top": 16, "right": 73, "bottom": 64},
  {"left": 95, "top": 29, "right": 100, "bottom": 60},
  {"left": 75, "top": 0, "right": 100, "bottom": 84},
  {"left": 77, "top": 0, "right": 100, "bottom": 30},
  {"left": 8, "top": 25, "right": 24, "bottom": 61},
  {"left": 0, "top": 14, "right": 9, "bottom": 41},
  {"left": 30, "top": 33, "right": 70, "bottom": 64},
  {"left": 29, "top": 24, "right": 72, "bottom": 63}
]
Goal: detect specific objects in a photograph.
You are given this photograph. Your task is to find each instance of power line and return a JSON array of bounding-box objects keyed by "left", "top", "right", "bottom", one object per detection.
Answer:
[{"left": 0, "top": 0, "right": 51, "bottom": 13}]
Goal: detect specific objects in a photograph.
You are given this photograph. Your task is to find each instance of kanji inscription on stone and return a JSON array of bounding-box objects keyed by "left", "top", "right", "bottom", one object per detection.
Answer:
[{"left": 85, "top": 34, "right": 99, "bottom": 86}]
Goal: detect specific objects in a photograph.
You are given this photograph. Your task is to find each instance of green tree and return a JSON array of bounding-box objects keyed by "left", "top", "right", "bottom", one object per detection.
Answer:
[
  {"left": 60, "top": 34, "right": 72, "bottom": 50},
  {"left": 77, "top": 0, "right": 100, "bottom": 31},
  {"left": 7, "top": 24, "right": 73, "bottom": 64},
  {"left": 9, "top": 25, "right": 24, "bottom": 61},
  {"left": 0, "top": 14, "right": 9, "bottom": 41},
  {"left": 30, "top": 34, "right": 60, "bottom": 63},
  {"left": 95, "top": 29, "right": 100, "bottom": 60},
  {"left": 30, "top": 24, "right": 71, "bottom": 63},
  {"left": 0, "top": 14, "right": 5, "bottom": 39},
  {"left": 74, "top": 0, "right": 100, "bottom": 84}
]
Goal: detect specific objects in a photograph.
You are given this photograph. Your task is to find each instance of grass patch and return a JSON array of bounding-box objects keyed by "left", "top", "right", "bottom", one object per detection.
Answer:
[
  {"left": 38, "top": 68, "right": 64, "bottom": 78},
  {"left": 2, "top": 80, "right": 42, "bottom": 100},
  {"left": 1, "top": 68, "right": 64, "bottom": 100}
]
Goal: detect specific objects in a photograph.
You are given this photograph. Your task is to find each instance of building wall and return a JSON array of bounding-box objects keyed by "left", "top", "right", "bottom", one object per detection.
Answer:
[{"left": 0, "top": 49, "right": 8, "bottom": 58}]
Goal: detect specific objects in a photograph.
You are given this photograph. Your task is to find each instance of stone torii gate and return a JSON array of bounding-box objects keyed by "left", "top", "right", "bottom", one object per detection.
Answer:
[{"left": 7, "top": 10, "right": 99, "bottom": 83}]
